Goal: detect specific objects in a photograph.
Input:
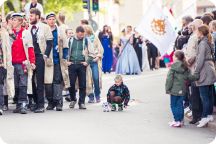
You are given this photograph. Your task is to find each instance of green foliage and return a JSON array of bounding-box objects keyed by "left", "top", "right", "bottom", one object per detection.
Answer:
[
  {"left": 43, "top": 0, "right": 82, "bottom": 14},
  {"left": 3, "top": 0, "right": 83, "bottom": 16}
]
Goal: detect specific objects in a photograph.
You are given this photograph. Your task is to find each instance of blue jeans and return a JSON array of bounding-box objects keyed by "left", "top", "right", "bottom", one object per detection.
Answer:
[
  {"left": 170, "top": 95, "right": 184, "bottom": 122},
  {"left": 198, "top": 85, "right": 214, "bottom": 118},
  {"left": 89, "top": 62, "right": 101, "bottom": 100}
]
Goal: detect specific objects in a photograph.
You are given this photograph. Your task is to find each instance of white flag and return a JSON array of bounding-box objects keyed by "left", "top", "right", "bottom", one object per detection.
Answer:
[
  {"left": 0, "top": 0, "right": 6, "bottom": 7},
  {"left": 210, "top": 0, "right": 216, "bottom": 6},
  {"left": 136, "top": 4, "right": 177, "bottom": 56}
]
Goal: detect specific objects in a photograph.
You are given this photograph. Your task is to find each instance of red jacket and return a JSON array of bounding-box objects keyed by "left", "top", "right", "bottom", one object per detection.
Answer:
[{"left": 12, "top": 28, "right": 35, "bottom": 64}]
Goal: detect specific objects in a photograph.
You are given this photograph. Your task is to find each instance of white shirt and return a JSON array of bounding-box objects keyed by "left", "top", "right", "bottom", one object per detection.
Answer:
[
  {"left": 31, "top": 23, "right": 39, "bottom": 34},
  {"left": 24, "top": 2, "right": 44, "bottom": 19}
]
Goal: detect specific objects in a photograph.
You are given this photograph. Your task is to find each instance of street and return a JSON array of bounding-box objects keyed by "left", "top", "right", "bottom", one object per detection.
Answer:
[{"left": 0, "top": 69, "right": 215, "bottom": 144}]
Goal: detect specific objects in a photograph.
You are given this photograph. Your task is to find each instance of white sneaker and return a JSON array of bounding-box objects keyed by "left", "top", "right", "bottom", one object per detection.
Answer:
[
  {"left": 168, "top": 121, "right": 175, "bottom": 126},
  {"left": 197, "top": 118, "right": 209, "bottom": 128},
  {"left": 0, "top": 109, "right": 3, "bottom": 115},
  {"left": 209, "top": 137, "right": 216, "bottom": 144},
  {"left": 169, "top": 121, "right": 181, "bottom": 127},
  {"left": 208, "top": 115, "right": 214, "bottom": 122}
]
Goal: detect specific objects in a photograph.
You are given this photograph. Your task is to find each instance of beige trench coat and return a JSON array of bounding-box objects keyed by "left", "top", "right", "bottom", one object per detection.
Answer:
[
  {"left": 1, "top": 28, "right": 15, "bottom": 97},
  {"left": 22, "top": 29, "right": 35, "bottom": 94},
  {"left": 57, "top": 25, "right": 70, "bottom": 88},
  {"left": 86, "top": 36, "right": 104, "bottom": 95},
  {"left": 29, "top": 22, "right": 54, "bottom": 84}
]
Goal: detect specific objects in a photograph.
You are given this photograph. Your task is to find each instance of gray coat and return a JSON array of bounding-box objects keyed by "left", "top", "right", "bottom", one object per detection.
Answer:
[{"left": 194, "top": 36, "right": 216, "bottom": 86}]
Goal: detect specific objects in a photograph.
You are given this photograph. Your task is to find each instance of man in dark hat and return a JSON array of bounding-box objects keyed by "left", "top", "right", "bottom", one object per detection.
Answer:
[
  {"left": 11, "top": 13, "right": 36, "bottom": 114},
  {"left": 45, "top": 12, "right": 70, "bottom": 111}
]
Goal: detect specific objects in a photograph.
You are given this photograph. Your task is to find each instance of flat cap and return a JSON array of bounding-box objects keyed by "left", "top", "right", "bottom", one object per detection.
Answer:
[{"left": 46, "top": 12, "right": 56, "bottom": 19}]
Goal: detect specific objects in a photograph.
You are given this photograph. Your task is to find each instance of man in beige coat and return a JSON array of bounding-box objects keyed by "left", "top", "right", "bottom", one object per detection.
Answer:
[
  {"left": 0, "top": 23, "right": 14, "bottom": 115},
  {"left": 29, "top": 8, "right": 53, "bottom": 113},
  {"left": 45, "top": 12, "right": 69, "bottom": 111}
]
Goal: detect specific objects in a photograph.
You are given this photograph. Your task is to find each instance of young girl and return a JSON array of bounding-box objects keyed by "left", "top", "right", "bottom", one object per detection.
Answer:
[
  {"left": 107, "top": 75, "right": 130, "bottom": 111},
  {"left": 165, "top": 50, "right": 199, "bottom": 127}
]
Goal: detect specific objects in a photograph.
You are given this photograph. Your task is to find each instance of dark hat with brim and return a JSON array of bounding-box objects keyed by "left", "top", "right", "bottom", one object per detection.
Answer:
[
  {"left": 11, "top": 13, "right": 23, "bottom": 18},
  {"left": 46, "top": 12, "right": 56, "bottom": 20}
]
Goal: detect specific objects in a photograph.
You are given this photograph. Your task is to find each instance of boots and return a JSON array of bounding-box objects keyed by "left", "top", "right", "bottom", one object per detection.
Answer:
[
  {"left": 46, "top": 103, "right": 55, "bottom": 110},
  {"left": 53, "top": 84, "right": 63, "bottom": 111},
  {"left": 20, "top": 103, "right": 28, "bottom": 114},
  {"left": 45, "top": 84, "right": 54, "bottom": 110},
  {"left": 118, "top": 104, "right": 123, "bottom": 111},
  {"left": 13, "top": 103, "right": 21, "bottom": 113},
  {"left": 56, "top": 99, "right": 63, "bottom": 111},
  {"left": 3, "top": 95, "right": 8, "bottom": 111}
]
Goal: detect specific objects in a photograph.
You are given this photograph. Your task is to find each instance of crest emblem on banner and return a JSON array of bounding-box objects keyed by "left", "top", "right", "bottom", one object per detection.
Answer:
[{"left": 151, "top": 19, "right": 166, "bottom": 35}]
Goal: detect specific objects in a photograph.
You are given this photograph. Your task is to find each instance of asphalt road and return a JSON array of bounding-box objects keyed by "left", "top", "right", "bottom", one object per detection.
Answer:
[{"left": 0, "top": 69, "right": 215, "bottom": 144}]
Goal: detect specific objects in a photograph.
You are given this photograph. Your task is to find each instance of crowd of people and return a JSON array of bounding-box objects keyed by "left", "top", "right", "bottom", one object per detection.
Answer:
[
  {"left": 1, "top": 1, "right": 215, "bottom": 131},
  {"left": 0, "top": 0, "right": 134, "bottom": 115},
  {"left": 166, "top": 11, "right": 216, "bottom": 128}
]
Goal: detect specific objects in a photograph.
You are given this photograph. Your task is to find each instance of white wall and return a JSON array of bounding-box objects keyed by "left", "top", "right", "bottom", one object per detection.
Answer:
[{"left": 118, "top": 0, "right": 144, "bottom": 29}]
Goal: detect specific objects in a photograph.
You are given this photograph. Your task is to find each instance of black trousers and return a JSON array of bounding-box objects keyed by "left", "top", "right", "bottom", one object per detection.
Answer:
[
  {"left": 0, "top": 67, "right": 6, "bottom": 109},
  {"left": 32, "top": 55, "right": 45, "bottom": 108},
  {"left": 53, "top": 63, "right": 63, "bottom": 84},
  {"left": 148, "top": 56, "right": 156, "bottom": 70},
  {"left": 190, "top": 83, "right": 202, "bottom": 120},
  {"left": 134, "top": 46, "right": 143, "bottom": 70},
  {"left": 68, "top": 64, "right": 86, "bottom": 104}
]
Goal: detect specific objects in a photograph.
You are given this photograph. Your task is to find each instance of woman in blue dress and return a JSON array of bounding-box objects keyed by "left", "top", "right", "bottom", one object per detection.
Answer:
[
  {"left": 116, "top": 29, "right": 141, "bottom": 75},
  {"left": 99, "top": 25, "right": 113, "bottom": 73}
]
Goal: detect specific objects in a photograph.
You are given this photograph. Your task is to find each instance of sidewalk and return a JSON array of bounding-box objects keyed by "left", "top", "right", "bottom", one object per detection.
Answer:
[{"left": 209, "top": 107, "right": 216, "bottom": 130}]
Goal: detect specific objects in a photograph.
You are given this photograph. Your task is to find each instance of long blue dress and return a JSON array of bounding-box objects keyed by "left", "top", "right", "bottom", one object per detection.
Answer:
[
  {"left": 101, "top": 35, "right": 113, "bottom": 73},
  {"left": 116, "top": 37, "right": 141, "bottom": 75}
]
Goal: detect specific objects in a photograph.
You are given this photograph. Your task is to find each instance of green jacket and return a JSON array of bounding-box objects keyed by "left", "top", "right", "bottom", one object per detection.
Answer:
[
  {"left": 165, "top": 61, "right": 199, "bottom": 96},
  {"left": 68, "top": 37, "right": 93, "bottom": 64}
]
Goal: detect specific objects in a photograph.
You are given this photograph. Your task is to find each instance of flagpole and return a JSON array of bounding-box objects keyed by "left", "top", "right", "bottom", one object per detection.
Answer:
[{"left": 1, "top": 0, "right": 6, "bottom": 23}]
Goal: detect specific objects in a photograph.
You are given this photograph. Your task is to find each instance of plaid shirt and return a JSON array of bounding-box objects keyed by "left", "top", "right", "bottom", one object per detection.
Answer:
[
  {"left": 107, "top": 83, "right": 130, "bottom": 106},
  {"left": 0, "top": 37, "right": 3, "bottom": 65}
]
